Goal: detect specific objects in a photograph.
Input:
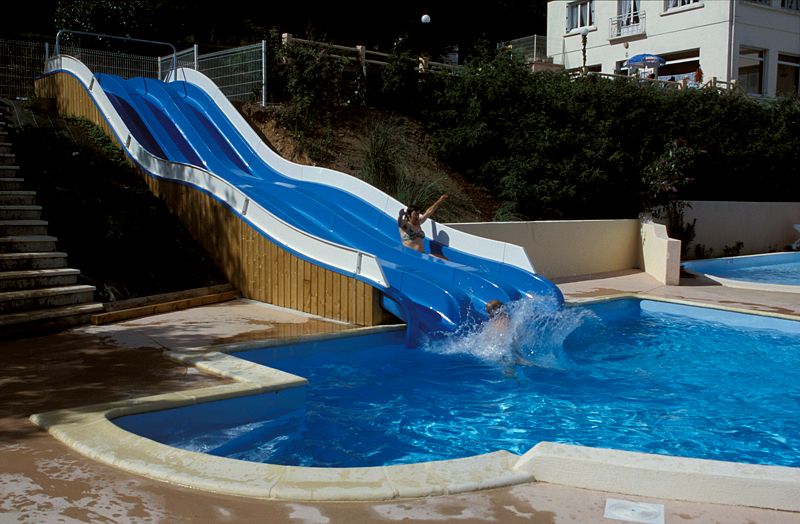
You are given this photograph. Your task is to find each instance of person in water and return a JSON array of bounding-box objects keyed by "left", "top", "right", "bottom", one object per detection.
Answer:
[
  {"left": 397, "top": 194, "right": 448, "bottom": 256},
  {"left": 486, "top": 299, "right": 529, "bottom": 372},
  {"left": 486, "top": 299, "right": 509, "bottom": 330}
]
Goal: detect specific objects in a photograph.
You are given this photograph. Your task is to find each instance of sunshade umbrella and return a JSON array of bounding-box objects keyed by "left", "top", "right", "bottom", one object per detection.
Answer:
[{"left": 624, "top": 53, "right": 666, "bottom": 69}]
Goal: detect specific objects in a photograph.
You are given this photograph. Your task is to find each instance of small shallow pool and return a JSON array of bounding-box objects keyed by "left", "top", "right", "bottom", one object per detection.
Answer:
[
  {"left": 683, "top": 252, "right": 800, "bottom": 290},
  {"left": 115, "top": 298, "right": 800, "bottom": 470}
]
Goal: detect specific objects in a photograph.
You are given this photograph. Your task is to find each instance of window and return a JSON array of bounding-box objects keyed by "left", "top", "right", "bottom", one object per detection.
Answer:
[
  {"left": 782, "top": 0, "right": 800, "bottom": 11},
  {"left": 664, "top": 0, "right": 701, "bottom": 9},
  {"left": 738, "top": 46, "right": 765, "bottom": 95},
  {"left": 567, "top": 0, "right": 595, "bottom": 31},
  {"left": 655, "top": 49, "right": 700, "bottom": 83},
  {"left": 619, "top": 0, "right": 641, "bottom": 24},
  {"left": 611, "top": 0, "right": 645, "bottom": 38},
  {"left": 777, "top": 54, "right": 800, "bottom": 96}
]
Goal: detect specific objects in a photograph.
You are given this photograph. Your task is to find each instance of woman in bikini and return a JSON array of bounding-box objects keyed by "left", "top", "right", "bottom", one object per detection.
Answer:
[{"left": 397, "top": 194, "right": 448, "bottom": 255}]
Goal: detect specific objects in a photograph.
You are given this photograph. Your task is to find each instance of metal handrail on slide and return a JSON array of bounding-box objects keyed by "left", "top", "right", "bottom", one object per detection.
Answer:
[{"left": 55, "top": 29, "right": 177, "bottom": 80}]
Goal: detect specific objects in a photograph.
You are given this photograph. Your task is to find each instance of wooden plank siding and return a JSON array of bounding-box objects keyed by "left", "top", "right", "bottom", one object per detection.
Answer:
[{"left": 35, "top": 72, "right": 391, "bottom": 326}]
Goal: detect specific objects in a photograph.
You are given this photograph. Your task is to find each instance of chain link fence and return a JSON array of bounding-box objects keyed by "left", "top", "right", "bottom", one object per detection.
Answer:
[
  {"left": 59, "top": 44, "right": 161, "bottom": 80},
  {"left": 505, "top": 35, "right": 549, "bottom": 64},
  {"left": 0, "top": 39, "right": 49, "bottom": 98},
  {"left": 1, "top": 34, "right": 547, "bottom": 104},
  {"left": 0, "top": 37, "right": 267, "bottom": 105}
]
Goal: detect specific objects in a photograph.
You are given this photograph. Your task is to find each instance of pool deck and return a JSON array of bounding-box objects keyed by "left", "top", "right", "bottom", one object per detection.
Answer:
[{"left": 2, "top": 271, "right": 799, "bottom": 523}]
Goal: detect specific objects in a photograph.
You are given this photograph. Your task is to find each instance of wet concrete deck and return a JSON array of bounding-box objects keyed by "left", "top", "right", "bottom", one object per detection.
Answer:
[{"left": 2, "top": 276, "right": 799, "bottom": 523}]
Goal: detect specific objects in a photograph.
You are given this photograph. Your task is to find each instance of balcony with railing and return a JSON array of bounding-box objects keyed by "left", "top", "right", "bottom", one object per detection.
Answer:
[{"left": 609, "top": 11, "right": 647, "bottom": 40}]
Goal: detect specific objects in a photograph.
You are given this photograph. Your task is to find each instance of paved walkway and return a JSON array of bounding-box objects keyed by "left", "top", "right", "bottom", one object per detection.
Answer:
[{"left": 2, "top": 278, "right": 799, "bottom": 523}]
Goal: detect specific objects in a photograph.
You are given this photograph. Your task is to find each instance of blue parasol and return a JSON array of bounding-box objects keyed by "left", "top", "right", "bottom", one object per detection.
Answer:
[{"left": 624, "top": 53, "right": 666, "bottom": 69}]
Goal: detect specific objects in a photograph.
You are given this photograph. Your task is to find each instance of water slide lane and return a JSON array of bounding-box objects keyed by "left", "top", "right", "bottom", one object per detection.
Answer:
[{"left": 94, "top": 72, "right": 560, "bottom": 335}]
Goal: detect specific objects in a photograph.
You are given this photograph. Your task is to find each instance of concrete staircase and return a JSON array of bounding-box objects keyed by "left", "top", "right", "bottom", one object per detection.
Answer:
[{"left": 0, "top": 105, "right": 102, "bottom": 338}]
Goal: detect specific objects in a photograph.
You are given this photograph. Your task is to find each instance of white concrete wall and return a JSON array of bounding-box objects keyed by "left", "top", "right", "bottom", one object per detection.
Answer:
[
  {"left": 640, "top": 221, "right": 681, "bottom": 285},
  {"left": 547, "top": 0, "right": 800, "bottom": 95},
  {"left": 447, "top": 202, "right": 799, "bottom": 282},
  {"left": 447, "top": 220, "right": 641, "bottom": 279},
  {"left": 684, "top": 201, "right": 800, "bottom": 257},
  {"left": 547, "top": 0, "right": 732, "bottom": 76},
  {"left": 735, "top": 1, "right": 800, "bottom": 96}
]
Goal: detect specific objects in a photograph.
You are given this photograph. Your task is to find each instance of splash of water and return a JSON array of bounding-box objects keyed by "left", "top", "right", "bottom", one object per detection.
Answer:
[{"left": 425, "top": 296, "right": 589, "bottom": 371}]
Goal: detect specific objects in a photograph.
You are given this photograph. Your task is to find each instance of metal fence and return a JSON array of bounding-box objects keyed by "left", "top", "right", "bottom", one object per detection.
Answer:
[
  {"left": 199, "top": 43, "right": 265, "bottom": 103},
  {"left": 506, "top": 35, "right": 548, "bottom": 64},
  {"left": 0, "top": 37, "right": 267, "bottom": 105},
  {"left": 58, "top": 44, "right": 161, "bottom": 80},
  {"left": 0, "top": 33, "right": 546, "bottom": 104},
  {"left": 0, "top": 39, "right": 49, "bottom": 98}
]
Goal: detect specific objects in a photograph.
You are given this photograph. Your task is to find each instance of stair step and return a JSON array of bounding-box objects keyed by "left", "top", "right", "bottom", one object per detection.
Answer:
[
  {"left": 0, "top": 235, "right": 58, "bottom": 253},
  {"left": 0, "top": 302, "right": 105, "bottom": 337},
  {"left": 0, "top": 219, "right": 48, "bottom": 236},
  {"left": 0, "top": 143, "right": 11, "bottom": 154},
  {"left": 0, "top": 178, "right": 24, "bottom": 190},
  {"left": 0, "top": 153, "right": 15, "bottom": 166},
  {"left": 0, "top": 191, "right": 36, "bottom": 205},
  {"left": 0, "top": 165, "right": 20, "bottom": 178},
  {"left": 0, "top": 252, "right": 67, "bottom": 270},
  {"left": 0, "top": 284, "right": 96, "bottom": 313},
  {"left": 0, "top": 268, "right": 79, "bottom": 291},
  {"left": 0, "top": 205, "right": 42, "bottom": 220}
]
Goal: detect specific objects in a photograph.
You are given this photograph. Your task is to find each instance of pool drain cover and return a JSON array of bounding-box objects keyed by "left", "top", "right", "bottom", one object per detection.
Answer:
[{"left": 603, "top": 498, "right": 664, "bottom": 524}]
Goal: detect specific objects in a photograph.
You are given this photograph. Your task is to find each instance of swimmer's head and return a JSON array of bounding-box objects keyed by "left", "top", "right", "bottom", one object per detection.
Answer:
[{"left": 486, "top": 299, "right": 505, "bottom": 318}]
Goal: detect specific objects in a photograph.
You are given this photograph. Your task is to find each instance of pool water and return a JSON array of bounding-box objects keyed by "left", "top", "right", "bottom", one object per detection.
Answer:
[
  {"left": 717, "top": 260, "right": 800, "bottom": 285},
  {"left": 115, "top": 298, "right": 800, "bottom": 469},
  {"left": 683, "top": 252, "right": 800, "bottom": 286}
]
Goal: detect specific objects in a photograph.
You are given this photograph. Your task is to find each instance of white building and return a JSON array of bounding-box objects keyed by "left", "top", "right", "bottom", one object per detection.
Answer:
[{"left": 546, "top": 0, "right": 800, "bottom": 96}]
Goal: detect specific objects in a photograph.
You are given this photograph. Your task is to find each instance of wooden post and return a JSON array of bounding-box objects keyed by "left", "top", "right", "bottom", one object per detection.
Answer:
[{"left": 356, "top": 45, "right": 367, "bottom": 97}]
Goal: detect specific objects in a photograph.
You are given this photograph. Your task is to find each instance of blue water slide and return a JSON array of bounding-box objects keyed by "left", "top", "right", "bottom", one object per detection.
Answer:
[{"left": 90, "top": 70, "right": 562, "bottom": 338}]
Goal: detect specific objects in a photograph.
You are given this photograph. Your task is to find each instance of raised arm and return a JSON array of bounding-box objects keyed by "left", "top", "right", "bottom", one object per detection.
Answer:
[{"left": 420, "top": 194, "right": 448, "bottom": 223}]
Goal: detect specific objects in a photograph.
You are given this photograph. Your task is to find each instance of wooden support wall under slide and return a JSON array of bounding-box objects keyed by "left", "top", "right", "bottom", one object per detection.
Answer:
[{"left": 35, "top": 72, "right": 390, "bottom": 326}]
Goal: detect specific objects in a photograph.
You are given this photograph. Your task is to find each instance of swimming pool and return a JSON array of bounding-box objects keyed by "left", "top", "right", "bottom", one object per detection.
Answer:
[
  {"left": 683, "top": 252, "right": 800, "bottom": 291},
  {"left": 115, "top": 298, "right": 800, "bottom": 469}
]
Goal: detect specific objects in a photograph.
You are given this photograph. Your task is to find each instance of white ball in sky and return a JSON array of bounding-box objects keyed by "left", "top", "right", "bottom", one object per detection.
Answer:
[{"left": 421, "top": 14, "right": 431, "bottom": 23}]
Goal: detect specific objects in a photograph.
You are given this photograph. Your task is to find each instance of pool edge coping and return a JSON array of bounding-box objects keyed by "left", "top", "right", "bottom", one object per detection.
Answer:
[
  {"left": 29, "top": 304, "right": 800, "bottom": 510},
  {"left": 681, "top": 252, "right": 800, "bottom": 294}
]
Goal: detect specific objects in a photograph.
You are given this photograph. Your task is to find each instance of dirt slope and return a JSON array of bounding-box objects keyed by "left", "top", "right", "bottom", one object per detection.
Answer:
[{"left": 239, "top": 103, "right": 497, "bottom": 223}]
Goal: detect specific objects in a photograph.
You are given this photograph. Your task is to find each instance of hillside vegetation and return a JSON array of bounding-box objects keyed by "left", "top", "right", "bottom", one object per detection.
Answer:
[
  {"left": 239, "top": 103, "right": 496, "bottom": 223},
  {"left": 262, "top": 36, "right": 800, "bottom": 249}
]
